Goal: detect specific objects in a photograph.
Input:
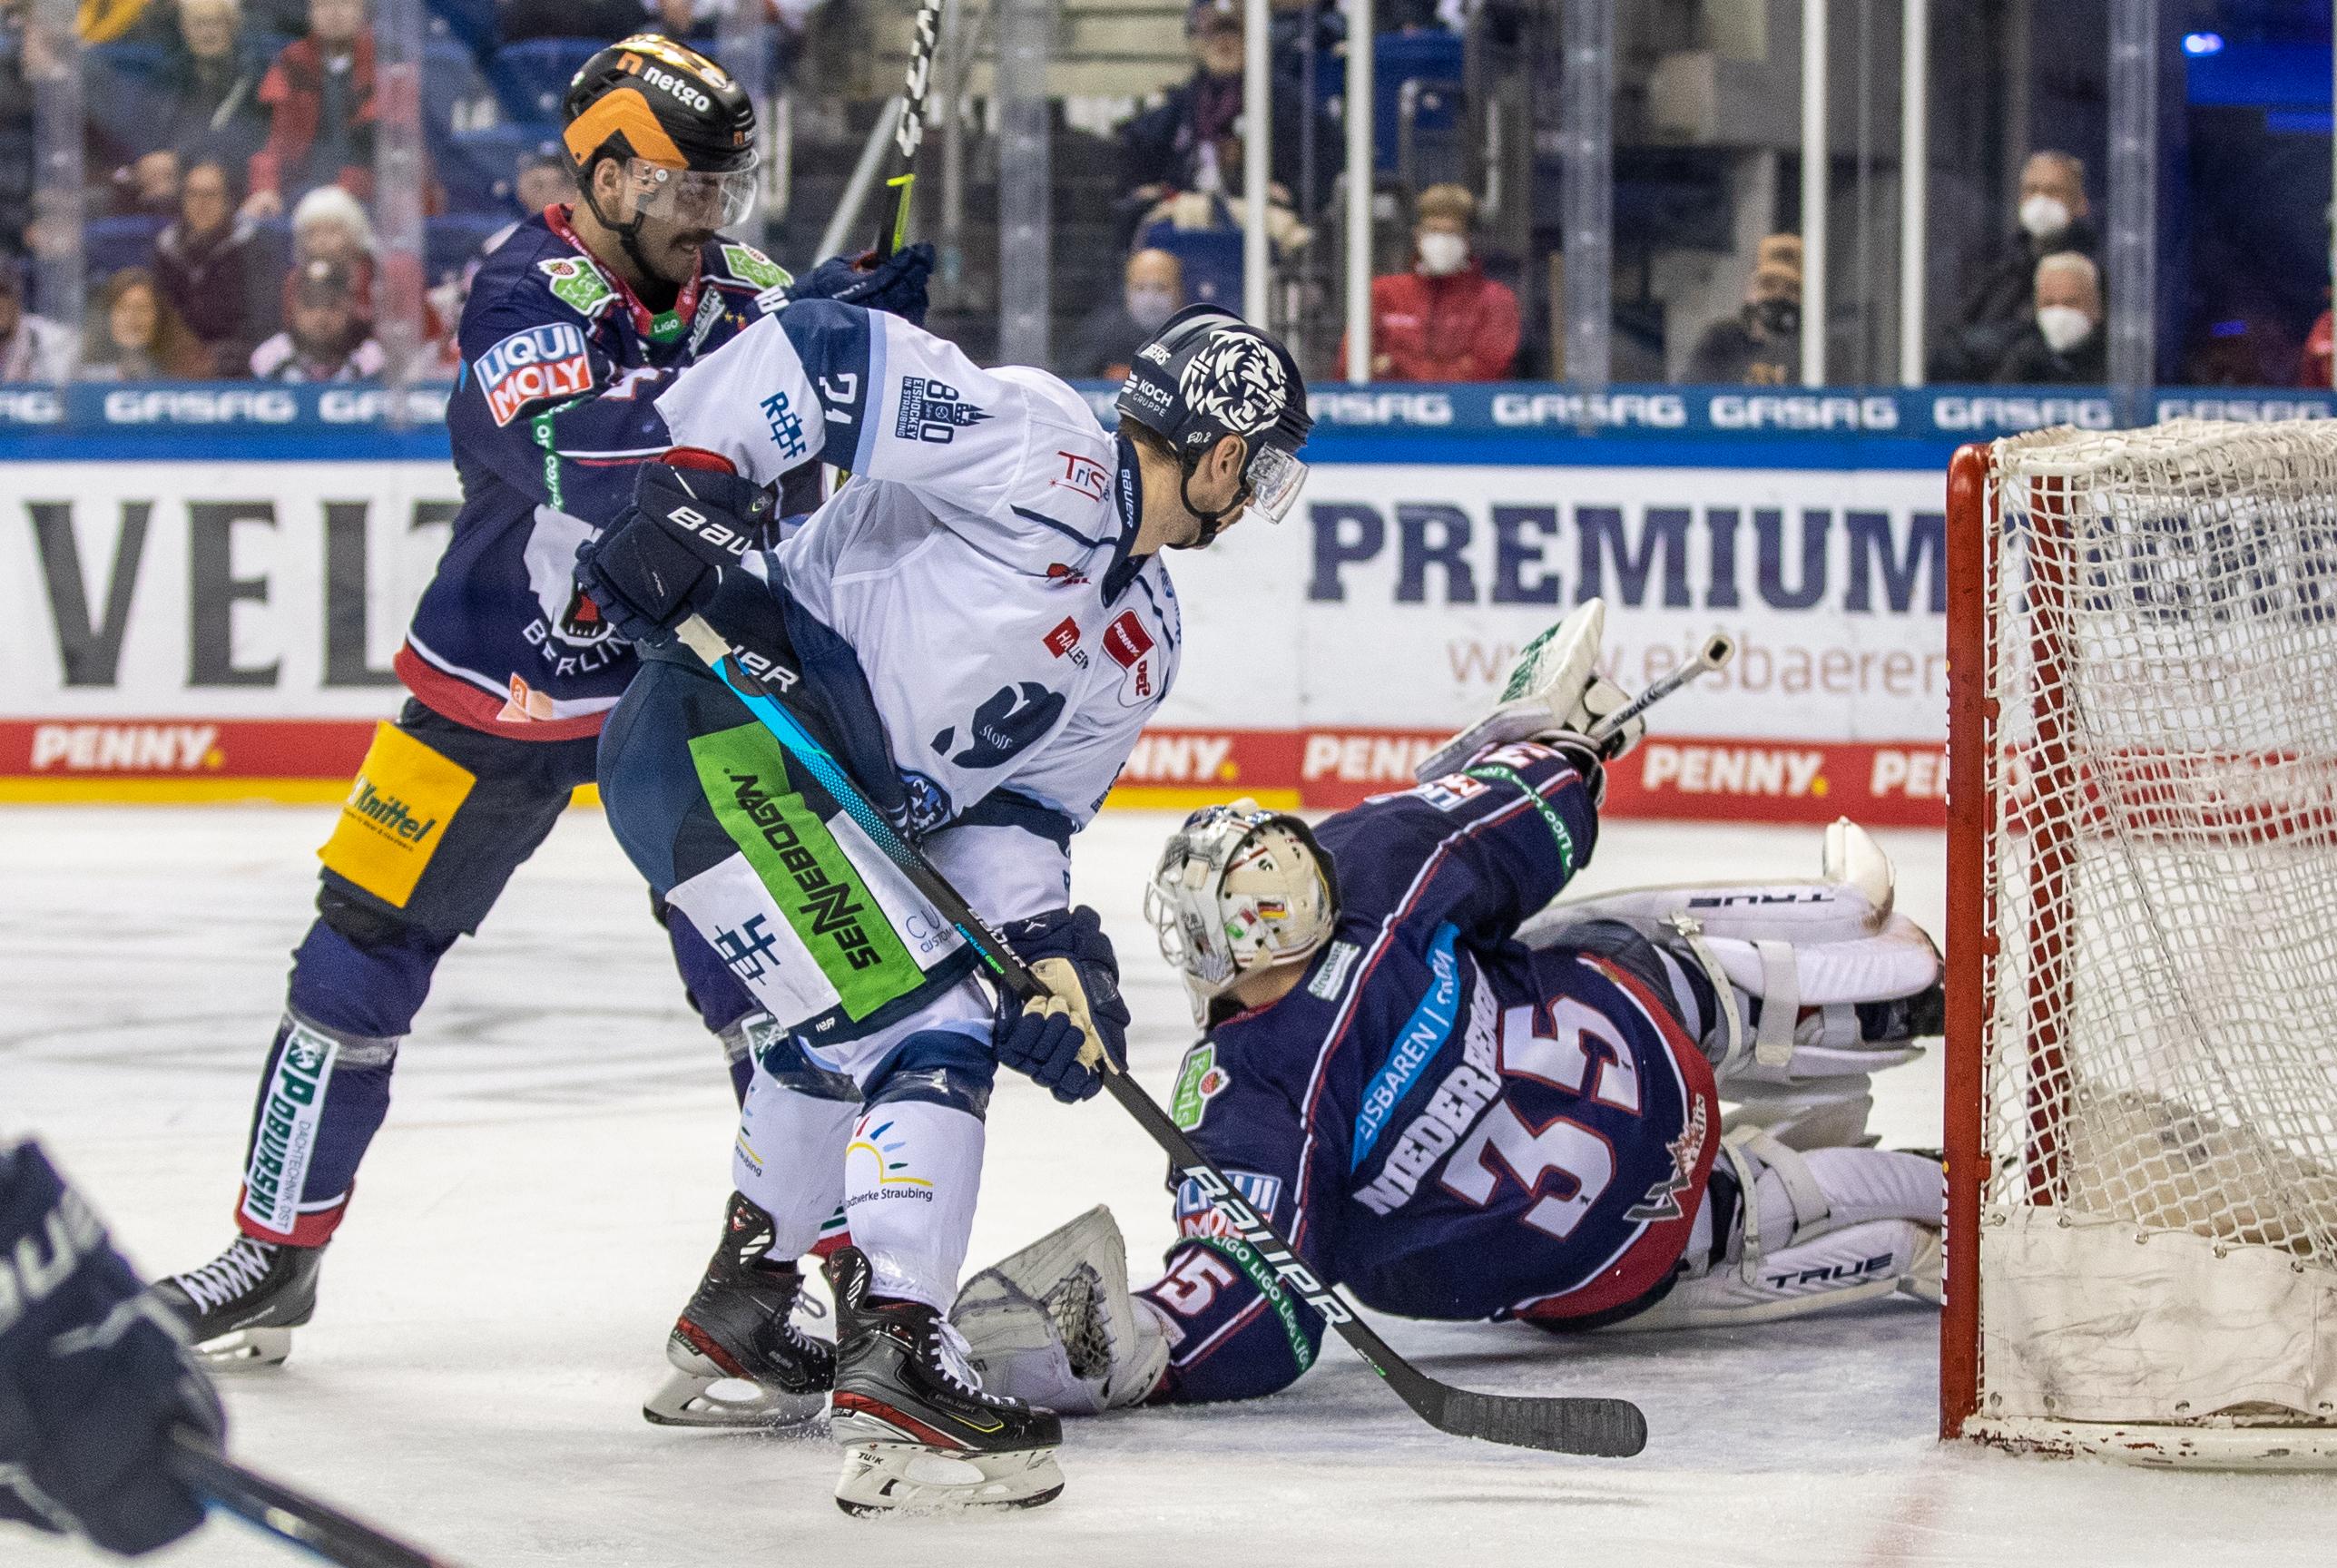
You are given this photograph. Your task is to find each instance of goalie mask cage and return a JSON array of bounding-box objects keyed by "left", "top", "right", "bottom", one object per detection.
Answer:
[{"left": 1943, "top": 421, "right": 2337, "bottom": 1468}]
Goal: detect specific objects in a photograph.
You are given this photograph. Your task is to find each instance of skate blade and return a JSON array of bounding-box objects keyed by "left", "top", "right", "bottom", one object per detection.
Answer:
[
  {"left": 190, "top": 1326, "right": 294, "bottom": 1370},
  {"left": 642, "top": 1368, "right": 828, "bottom": 1431},
  {"left": 834, "top": 1442, "right": 1065, "bottom": 1518}
]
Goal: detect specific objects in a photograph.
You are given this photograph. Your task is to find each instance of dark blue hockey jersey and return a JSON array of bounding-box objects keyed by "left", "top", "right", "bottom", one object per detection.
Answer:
[
  {"left": 1139, "top": 741, "right": 1721, "bottom": 1405},
  {"left": 394, "top": 206, "right": 796, "bottom": 740}
]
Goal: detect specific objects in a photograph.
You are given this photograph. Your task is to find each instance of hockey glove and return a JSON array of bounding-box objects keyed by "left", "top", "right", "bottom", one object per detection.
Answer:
[
  {"left": 0, "top": 1141, "right": 224, "bottom": 1557},
  {"left": 785, "top": 241, "right": 937, "bottom": 327},
  {"left": 994, "top": 906, "right": 1130, "bottom": 1103},
  {"left": 573, "top": 462, "right": 778, "bottom": 648}
]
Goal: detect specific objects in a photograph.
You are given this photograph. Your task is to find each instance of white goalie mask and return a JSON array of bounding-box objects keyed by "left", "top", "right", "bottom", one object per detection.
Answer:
[{"left": 1144, "top": 799, "right": 1338, "bottom": 1024}]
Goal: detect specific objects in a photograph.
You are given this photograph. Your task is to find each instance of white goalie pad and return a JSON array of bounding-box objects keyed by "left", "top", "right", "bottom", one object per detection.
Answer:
[
  {"left": 948, "top": 1206, "right": 1169, "bottom": 1416},
  {"left": 1416, "top": 599, "right": 1642, "bottom": 781},
  {"left": 1522, "top": 819, "right": 1940, "bottom": 1122},
  {"left": 1605, "top": 1132, "right": 1943, "bottom": 1332}
]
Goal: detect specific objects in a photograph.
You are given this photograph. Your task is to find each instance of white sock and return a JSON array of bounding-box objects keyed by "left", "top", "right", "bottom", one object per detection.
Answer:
[
  {"left": 843, "top": 1100, "right": 985, "bottom": 1310},
  {"left": 732, "top": 1064, "right": 856, "bottom": 1260}
]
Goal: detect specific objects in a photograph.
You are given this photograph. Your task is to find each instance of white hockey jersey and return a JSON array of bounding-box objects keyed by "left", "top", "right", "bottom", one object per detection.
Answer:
[{"left": 647, "top": 298, "right": 1182, "bottom": 878}]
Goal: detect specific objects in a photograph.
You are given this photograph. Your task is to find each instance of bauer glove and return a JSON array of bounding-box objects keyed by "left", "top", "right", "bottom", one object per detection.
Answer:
[
  {"left": 573, "top": 460, "right": 777, "bottom": 648},
  {"left": 994, "top": 906, "right": 1130, "bottom": 1103},
  {"left": 786, "top": 241, "right": 937, "bottom": 328},
  {"left": 0, "top": 1141, "right": 224, "bottom": 1557}
]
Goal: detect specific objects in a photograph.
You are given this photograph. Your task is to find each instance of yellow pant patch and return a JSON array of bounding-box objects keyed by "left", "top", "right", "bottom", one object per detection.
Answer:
[{"left": 318, "top": 723, "right": 476, "bottom": 907}]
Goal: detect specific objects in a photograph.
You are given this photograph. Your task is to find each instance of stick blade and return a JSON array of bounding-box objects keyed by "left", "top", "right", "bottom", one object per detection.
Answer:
[{"left": 1432, "top": 1390, "right": 1647, "bottom": 1458}]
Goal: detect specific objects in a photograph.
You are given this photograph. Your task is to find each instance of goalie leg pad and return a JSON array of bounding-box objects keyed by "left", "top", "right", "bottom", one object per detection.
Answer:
[
  {"left": 1524, "top": 820, "right": 1941, "bottom": 1144},
  {"left": 949, "top": 1206, "right": 1170, "bottom": 1416},
  {"left": 1602, "top": 1133, "right": 1943, "bottom": 1331}
]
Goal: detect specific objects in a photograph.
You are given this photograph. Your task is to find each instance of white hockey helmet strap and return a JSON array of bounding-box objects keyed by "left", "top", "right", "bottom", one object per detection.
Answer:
[{"left": 1145, "top": 800, "right": 1339, "bottom": 1023}]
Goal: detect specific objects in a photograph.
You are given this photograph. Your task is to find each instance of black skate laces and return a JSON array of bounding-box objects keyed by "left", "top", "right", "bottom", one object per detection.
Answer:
[{"left": 172, "top": 1237, "right": 278, "bottom": 1314}]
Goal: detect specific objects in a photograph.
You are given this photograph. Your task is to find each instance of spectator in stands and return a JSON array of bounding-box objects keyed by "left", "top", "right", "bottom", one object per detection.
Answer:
[
  {"left": 155, "top": 156, "right": 276, "bottom": 376},
  {"left": 79, "top": 267, "right": 210, "bottom": 379},
  {"left": 485, "top": 145, "right": 579, "bottom": 254},
  {"left": 1064, "top": 249, "right": 1184, "bottom": 380},
  {"left": 152, "top": 0, "right": 275, "bottom": 176},
  {"left": 112, "top": 147, "right": 182, "bottom": 219},
  {"left": 1989, "top": 250, "right": 2106, "bottom": 384},
  {"left": 2299, "top": 302, "right": 2332, "bottom": 388},
  {"left": 250, "top": 256, "right": 382, "bottom": 380},
  {"left": 0, "top": 260, "right": 76, "bottom": 382},
  {"left": 242, "top": 0, "right": 376, "bottom": 220},
  {"left": 290, "top": 182, "right": 375, "bottom": 315},
  {"left": 1340, "top": 182, "right": 1517, "bottom": 381},
  {"left": 1117, "top": 0, "right": 1339, "bottom": 225},
  {"left": 1932, "top": 150, "right": 2097, "bottom": 381},
  {"left": 1684, "top": 237, "right": 1802, "bottom": 385}
]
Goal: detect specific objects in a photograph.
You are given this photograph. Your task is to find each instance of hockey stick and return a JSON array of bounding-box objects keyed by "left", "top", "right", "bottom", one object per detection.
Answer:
[
  {"left": 1587, "top": 632, "right": 1735, "bottom": 745},
  {"left": 168, "top": 1428, "right": 463, "bottom": 1568},
  {"left": 671, "top": 613, "right": 1646, "bottom": 1459},
  {"left": 872, "top": 0, "right": 945, "bottom": 260}
]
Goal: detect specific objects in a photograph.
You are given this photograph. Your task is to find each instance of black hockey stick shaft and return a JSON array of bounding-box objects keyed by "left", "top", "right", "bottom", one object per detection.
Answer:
[
  {"left": 873, "top": 0, "right": 944, "bottom": 260},
  {"left": 169, "top": 1429, "right": 464, "bottom": 1568},
  {"left": 673, "top": 615, "right": 1647, "bottom": 1459}
]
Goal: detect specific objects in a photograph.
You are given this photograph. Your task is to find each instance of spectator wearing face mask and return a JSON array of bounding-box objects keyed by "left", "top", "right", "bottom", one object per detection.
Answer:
[
  {"left": 1989, "top": 250, "right": 2106, "bottom": 384},
  {"left": 1684, "top": 236, "right": 1802, "bottom": 385},
  {"left": 1338, "top": 182, "right": 1518, "bottom": 381},
  {"left": 1932, "top": 150, "right": 2098, "bottom": 381},
  {"left": 1064, "top": 248, "right": 1185, "bottom": 381}
]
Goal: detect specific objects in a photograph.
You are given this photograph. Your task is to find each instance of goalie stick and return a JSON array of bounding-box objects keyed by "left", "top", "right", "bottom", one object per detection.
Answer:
[
  {"left": 671, "top": 613, "right": 1647, "bottom": 1459},
  {"left": 168, "top": 1428, "right": 463, "bottom": 1568},
  {"left": 1588, "top": 632, "right": 1735, "bottom": 746},
  {"left": 872, "top": 0, "right": 944, "bottom": 260}
]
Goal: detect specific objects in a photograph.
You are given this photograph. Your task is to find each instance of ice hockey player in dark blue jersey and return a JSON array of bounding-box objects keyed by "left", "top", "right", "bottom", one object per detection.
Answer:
[
  {"left": 152, "top": 34, "right": 934, "bottom": 1374},
  {"left": 948, "top": 601, "right": 1949, "bottom": 1416}
]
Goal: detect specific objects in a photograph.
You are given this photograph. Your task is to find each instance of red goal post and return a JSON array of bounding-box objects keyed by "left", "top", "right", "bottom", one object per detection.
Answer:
[{"left": 1941, "top": 425, "right": 2337, "bottom": 1467}]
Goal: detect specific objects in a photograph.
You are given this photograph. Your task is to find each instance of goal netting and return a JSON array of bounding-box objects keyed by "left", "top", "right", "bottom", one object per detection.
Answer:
[{"left": 1943, "top": 420, "right": 2337, "bottom": 1466}]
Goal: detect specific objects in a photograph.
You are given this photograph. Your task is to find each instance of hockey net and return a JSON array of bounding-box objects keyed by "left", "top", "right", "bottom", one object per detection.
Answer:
[{"left": 1942, "top": 421, "right": 2337, "bottom": 1467}]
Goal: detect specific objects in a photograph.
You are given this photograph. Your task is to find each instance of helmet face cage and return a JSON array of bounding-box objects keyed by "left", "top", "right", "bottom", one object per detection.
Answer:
[{"left": 1145, "top": 803, "right": 1336, "bottom": 1024}]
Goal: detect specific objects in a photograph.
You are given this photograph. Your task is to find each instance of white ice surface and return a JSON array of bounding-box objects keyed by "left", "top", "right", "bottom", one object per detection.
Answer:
[{"left": 7, "top": 806, "right": 2333, "bottom": 1566}]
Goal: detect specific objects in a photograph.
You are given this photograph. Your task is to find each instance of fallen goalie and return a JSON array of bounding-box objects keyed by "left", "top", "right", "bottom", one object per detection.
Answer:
[{"left": 950, "top": 602, "right": 1949, "bottom": 1413}]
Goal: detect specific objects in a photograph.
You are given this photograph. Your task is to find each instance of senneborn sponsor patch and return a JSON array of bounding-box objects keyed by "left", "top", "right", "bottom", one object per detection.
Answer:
[{"left": 241, "top": 1020, "right": 337, "bottom": 1236}]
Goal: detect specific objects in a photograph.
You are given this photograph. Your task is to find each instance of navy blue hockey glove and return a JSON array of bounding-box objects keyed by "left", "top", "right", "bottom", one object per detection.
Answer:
[
  {"left": 994, "top": 906, "right": 1130, "bottom": 1103},
  {"left": 0, "top": 1141, "right": 223, "bottom": 1557},
  {"left": 786, "top": 241, "right": 936, "bottom": 327},
  {"left": 573, "top": 461, "right": 778, "bottom": 648}
]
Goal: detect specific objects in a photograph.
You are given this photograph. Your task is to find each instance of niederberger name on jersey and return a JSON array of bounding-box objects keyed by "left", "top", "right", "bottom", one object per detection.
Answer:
[
  {"left": 1353, "top": 979, "right": 1501, "bottom": 1216},
  {"left": 479, "top": 323, "right": 593, "bottom": 426}
]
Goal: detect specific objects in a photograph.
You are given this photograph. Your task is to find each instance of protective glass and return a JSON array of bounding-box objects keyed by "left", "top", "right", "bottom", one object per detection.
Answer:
[
  {"left": 622, "top": 156, "right": 759, "bottom": 229},
  {"left": 1246, "top": 444, "right": 1310, "bottom": 524}
]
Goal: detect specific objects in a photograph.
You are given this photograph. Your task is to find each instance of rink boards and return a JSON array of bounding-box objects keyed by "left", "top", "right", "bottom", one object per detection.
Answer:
[{"left": 6, "top": 384, "right": 2325, "bottom": 821}]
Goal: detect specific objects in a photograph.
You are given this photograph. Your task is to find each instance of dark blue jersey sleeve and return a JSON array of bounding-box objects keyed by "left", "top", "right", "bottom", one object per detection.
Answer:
[
  {"left": 1315, "top": 740, "right": 1601, "bottom": 948},
  {"left": 1136, "top": 1044, "right": 1329, "bottom": 1404}
]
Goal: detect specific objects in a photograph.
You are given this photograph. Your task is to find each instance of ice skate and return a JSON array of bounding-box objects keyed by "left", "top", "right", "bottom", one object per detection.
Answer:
[
  {"left": 827, "top": 1246, "right": 1065, "bottom": 1517},
  {"left": 151, "top": 1235, "right": 325, "bottom": 1367},
  {"left": 643, "top": 1192, "right": 834, "bottom": 1429}
]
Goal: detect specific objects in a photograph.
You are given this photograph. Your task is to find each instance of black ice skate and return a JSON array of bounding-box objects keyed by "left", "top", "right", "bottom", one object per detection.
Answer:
[
  {"left": 151, "top": 1235, "right": 325, "bottom": 1367},
  {"left": 827, "top": 1245, "right": 1065, "bottom": 1517},
  {"left": 643, "top": 1192, "right": 834, "bottom": 1429}
]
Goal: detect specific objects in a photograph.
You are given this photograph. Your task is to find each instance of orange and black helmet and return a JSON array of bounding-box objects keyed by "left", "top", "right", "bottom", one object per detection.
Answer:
[{"left": 562, "top": 34, "right": 757, "bottom": 179}]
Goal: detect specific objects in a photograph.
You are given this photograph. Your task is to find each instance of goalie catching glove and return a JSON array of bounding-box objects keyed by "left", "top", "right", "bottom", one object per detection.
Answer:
[
  {"left": 994, "top": 906, "right": 1130, "bottom": 1103},
  {"left": 572, "top": 458, "right": 779, "bottom": 647}
]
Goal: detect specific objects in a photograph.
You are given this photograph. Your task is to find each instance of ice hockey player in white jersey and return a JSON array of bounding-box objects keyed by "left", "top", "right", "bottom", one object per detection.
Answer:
[
  {"left": 943, "top": 603, "right": 1948, "bottom": 1420},
  {"left": 572, "top": 301, "right": 1312, "bottom": 1513}
]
